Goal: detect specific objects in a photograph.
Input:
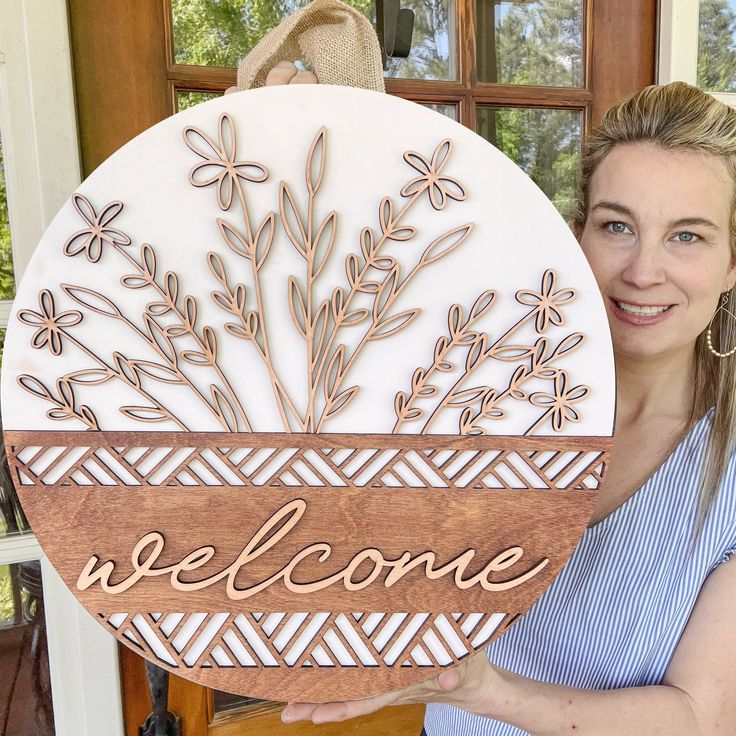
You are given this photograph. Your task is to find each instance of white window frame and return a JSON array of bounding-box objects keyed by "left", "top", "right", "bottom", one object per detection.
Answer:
[
  {"left": 658, "top": 0, "right": 736, "bottom": 108},
  {"left": 0, "top": 2, "right": 124, "bottom": 734}
]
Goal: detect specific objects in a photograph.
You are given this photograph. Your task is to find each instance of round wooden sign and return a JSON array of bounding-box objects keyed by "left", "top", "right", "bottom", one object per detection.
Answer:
[{"left": 1, "top": 85, "right": 614, "bottom": 701}]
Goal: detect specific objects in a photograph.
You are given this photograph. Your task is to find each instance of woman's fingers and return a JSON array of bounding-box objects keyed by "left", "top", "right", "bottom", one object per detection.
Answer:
[
  {"left": 265, "top": 60, "right": 299, "bottom": 86},
  {"left": 282, "top": 690, "right": 397, "bottom": 724},
  {"left": 290, "top": 70, "right": 319, "bottom": 84}
]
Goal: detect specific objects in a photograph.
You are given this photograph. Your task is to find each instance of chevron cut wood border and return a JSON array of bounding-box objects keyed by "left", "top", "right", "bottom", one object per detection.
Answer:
[{"left": 1, "top": 85, "right": 615, "bottom": 701}]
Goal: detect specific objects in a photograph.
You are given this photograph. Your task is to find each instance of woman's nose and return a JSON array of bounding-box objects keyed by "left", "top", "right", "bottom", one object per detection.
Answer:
[{"left": 620, "top": 240, "right": 666, "bottom": 289}]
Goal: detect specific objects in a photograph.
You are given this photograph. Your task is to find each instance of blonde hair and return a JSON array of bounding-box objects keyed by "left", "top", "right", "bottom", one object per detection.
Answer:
[{"left": 572, "top": 81, "right": 736, "bottom": 545}]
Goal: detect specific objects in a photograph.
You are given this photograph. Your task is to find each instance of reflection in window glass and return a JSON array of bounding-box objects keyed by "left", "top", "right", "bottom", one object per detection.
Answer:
[
  {"left": 0, "top": 130, "right": 16, "bottom": 300},
  {"left": 0, "top": 420, "right": 29, "bottom": 539},
  {"left": 698, "top": 0, "right": 736, "bottom": 92},
  {"left": 476, "top": 106, "right": 581, "bottom": 222},
  {"left": 170, "top": 0, "right": 455, "bottom": 80},
  {"left": 212, "top": 691, "right": 281, "bottom": 716},
  {"left": 0, "top": 562, "right": 54, "bottom": 735},
  {"left": 476, "top": 0, "right": 583, "bottom": 86},
  {"left": 422, "top": 102, "right": 458, "bottom": 120},
  {"left": 177, "top": 90, "right": 222, "bottom": 112}
]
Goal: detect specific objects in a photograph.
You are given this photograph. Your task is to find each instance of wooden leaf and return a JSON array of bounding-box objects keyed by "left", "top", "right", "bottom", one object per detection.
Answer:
[
  {"left": 183, "top": 295, "right": 197, "bottom": 330},
  {"left": 113, "top": 352, "right": 141, "bottom": 388},
  {"left": 66, "top": 369, "right": 114, "bottom": 385},
  {"left": 330, "top": 287, "right": 344, "bottom": 321},
  {"left": 141, "top": 243, "right": 156, "bottom": 279},
  {"left": 288, "top": 276, "right": 308, "bottom": 339},
  {"left": 379, "top": 197, "right": 394, "bottom": 234},
  {"left": 369, "top": 309, "right": 419, "bottom": 340},
  {"left": 324, "top": 345, "right": 346, "bottom": 400},
  {"left": 342, "top": 308, "right": 369, "bottom": 326},
  {"left": 374, "top": 266, "right": 399, "bottom": 320},
  {"left": 403, "top": 408, "right": 423, "bottom": 420},
  {"left": 181, "top": 350, "right": 210, "bottom": 366},
  {"left": 78, "top": 405, "right": 99, "bottom": 429},
  {"left": 420, "top": 223, "right": 474, "bottom": 266},
  {"left": 120, "top": 406, "right": 169, "bottom": 422},
  {"left": 61, "top": 284, "right": 122, "bottom": 318},
  {"left": 164, "top": 324, "right": 189, "bottom": 338},
  {"left": 132, "top": 361, "right": 183, "bottom": 384},
  {"left": 146, "top": 302, "right": 171, "bottom": 317},
  {"left": 411, "top": 367, "right": 425, "bottom": 389},
  {"left": 360, "top": 227, "right": 374, "bottom": 261},
  {"left": 120, "top": 275, "right": 150, "bottom": 289},
  {"left": 465, "top": 334, "right": 488, "bottom": 371},
  {"left": 306, "top": 127, "right": 326, "bottom": 196},
  {"left": 394, "top": 391, "right": 407, "bottom": 416},
  {"left": 418, "top": 385, "right": 438, "bottom": 397},
  {"left": 357, "top": 281, "right": 380, "bottom": 294},
  {"left": 325, "top": 385, "right": 358, "bottom": 419},
  {"left": 372, "top": 256, "right": 396, "bottom": 271},
  {"left": 470, "top": 289, "right": 496, "bottom": 321},
  {"left": 18, "top": 375, "right": 53, "bottom": 400},
  {"left": 224, "top": 322, "right": 249, "bottom": 339},
  {"left": 311, "top": 300, "right": 330, "bottom": 364},
  {"left": 280, "top": 182, "right": 307, "bottom": 257},
  {"left": 387, "top": 225, "right": 416, "bottom": 242},
  {"left": 492, "top": 345, "right": 534, "bottom": 361},
  {"left": 217, "top": 219, "right": 250, "bottom": 258},
  {"left": 47, "top": 408, "right": 74, "bottom": 421},
  {"left": 234, "top": 284, "right": 247, "bottom": 313},
  {"left": 202, "top": 326, "right": 217, "bottom": 359},
  {"left": 448, "top": 304, "right": 462, "bottom": 337},
  {"left": 207, "top": 251, "right": 227, "bottom": 284},
  {"left": 312, "top": 211, "right": 337, "bottom": 280},
  {"left": 255, "top": 212, "right": 275, "bottom": 270},
  {"left": 552, "top": 332, "right": 585, "bottom": 358},
  {"left": 143, "top": 315, "right": 176, "bottom": 364},
  {"left": 211, "top": 290, "right": 233, "bottom": 312},
  {"left": 164, "top": 272, "right": 179, "bottom": 305},
  {"left": 210, "top": 384, "right": 238, "bottom": 432},
  {"left": 448, "top": 386, "right": 488, "bottom": 407},
  {"left": 345, "top": 253, "right": 360, "bottom": 288}
]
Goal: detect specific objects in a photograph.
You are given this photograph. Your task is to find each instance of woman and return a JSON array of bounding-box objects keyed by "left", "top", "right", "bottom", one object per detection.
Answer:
[{"left": 265, "top": 74, "right": 736, "bottom": 734}]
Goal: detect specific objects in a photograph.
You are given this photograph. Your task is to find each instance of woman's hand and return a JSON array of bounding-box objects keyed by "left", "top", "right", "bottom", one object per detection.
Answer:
[
  {"left": 280, "top": 651, "right": 502, "bottom": 725},
  {"left": 226, "top": 61, "right": 318, "bottom": 94}
]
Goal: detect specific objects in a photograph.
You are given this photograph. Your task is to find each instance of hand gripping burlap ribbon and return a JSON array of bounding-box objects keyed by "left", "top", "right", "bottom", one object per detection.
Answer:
[{"left": 235, "top": 0, "right": 386, "bottom": 92}]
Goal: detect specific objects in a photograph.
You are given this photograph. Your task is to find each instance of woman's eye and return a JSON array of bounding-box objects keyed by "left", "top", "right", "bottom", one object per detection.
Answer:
[
  {"left": 674, "top": 231, "right": 699, "bottom": 244},
  {"left": 604, "top": 221, "right": 631, "bottom": 235}
]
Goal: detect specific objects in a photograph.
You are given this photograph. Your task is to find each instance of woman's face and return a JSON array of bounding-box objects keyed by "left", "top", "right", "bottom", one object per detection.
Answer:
[{"left": 575, "top": 141, "right": 736, "bottom": 364}]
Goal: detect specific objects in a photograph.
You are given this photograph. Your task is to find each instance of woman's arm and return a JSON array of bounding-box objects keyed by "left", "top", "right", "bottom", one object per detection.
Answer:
[{"left": 282, "top": 556, "right": 736, "bottom": 734}]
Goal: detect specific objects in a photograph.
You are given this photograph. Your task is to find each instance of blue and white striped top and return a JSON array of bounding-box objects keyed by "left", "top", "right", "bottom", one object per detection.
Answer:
[{"left": 425, "top": 408, "right": 736, "bottom": 736}]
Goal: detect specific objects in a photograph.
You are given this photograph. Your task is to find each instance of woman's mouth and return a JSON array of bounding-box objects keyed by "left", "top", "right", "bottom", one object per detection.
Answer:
[{"left": 610, "top": 298, "right": 674, "bottom": 325}]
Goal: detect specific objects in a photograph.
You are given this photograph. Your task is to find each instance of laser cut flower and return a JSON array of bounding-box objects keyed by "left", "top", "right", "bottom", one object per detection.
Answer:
[
  {"left": 63, "top": 194, "right": 132, "bottom": 263},
  {"left": 516, "top": 268, "right": 576, "bottom": 333},
  {"left": 400, "top": 139, "right": 466, "bottom": 211},
  {"left": 529, "top": 370, "right": 589, "bottom": 432},
  {"left": 184, "top": 112, "right": 268, "bottom": 211},
  {"left": 18, "top": 289, "right": 82, "bottom": 356}
]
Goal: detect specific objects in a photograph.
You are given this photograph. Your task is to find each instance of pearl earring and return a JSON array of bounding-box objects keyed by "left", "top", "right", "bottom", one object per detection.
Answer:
[{"left": 706, "top": 292, "right": 736, "bottom": 358}]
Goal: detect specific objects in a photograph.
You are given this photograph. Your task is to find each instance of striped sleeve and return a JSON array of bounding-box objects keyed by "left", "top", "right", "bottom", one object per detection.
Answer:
[{"left": 714, "top": 538, "right": 736, "bottom": 567}]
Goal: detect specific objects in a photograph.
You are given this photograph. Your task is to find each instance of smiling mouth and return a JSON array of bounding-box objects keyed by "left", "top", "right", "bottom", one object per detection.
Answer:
[{"left": 613, "top": 299, "right": 673, "bottom": 316}]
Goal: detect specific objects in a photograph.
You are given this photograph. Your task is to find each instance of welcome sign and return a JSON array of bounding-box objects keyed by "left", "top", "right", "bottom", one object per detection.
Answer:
[{"left": 1, "top": 86, "right": 615, "bottom": 701}]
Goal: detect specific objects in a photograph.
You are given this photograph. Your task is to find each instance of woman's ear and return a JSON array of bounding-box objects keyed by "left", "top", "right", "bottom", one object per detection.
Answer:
[{"left": 725, "top": 253, "right": 736, "bottom": 292}]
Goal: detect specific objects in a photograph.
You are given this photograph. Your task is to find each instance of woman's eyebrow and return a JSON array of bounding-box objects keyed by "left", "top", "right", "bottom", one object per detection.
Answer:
[{"left": 591, "top": 201, "right": 720, "bottom": 230}]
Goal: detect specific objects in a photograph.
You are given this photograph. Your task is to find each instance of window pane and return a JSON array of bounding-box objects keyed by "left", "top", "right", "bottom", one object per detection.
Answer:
[
  {"left": 476, "top": 106, "right": 581, "bottom": 221},
  {"left": 698, "top": 0, "right": 736, "bottom": 92},
  {"left": 476, "top": 0, "right": 583, "bottom": 86},
  {"left": 0, "top": 129, "right": 16, "bottom": 300},
  {"left": 0, "top": 561, "right": 54, "bottom": 735},
  {"left": 422, "top": 102, "right": 458, "bottom": 120},
  {"left": 170, "top": 0, "right": 456, "bottom": 80},
  {"left": 176, "top": 90, "right": 222, "bottom": 112}
]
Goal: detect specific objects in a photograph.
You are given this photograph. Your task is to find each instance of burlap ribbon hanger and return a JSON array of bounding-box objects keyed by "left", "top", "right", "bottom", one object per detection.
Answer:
[{"left": 235, "top": 0, "right": 386, "bottom": 92}]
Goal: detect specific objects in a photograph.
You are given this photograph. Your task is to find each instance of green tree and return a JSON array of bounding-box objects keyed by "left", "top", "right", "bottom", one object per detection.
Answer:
[
  {"left": 0, "top": 133, "right": 16, "bottom": 303},
  {"left": 697, "top": 0, "right": 736, "bottom": 92}
]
